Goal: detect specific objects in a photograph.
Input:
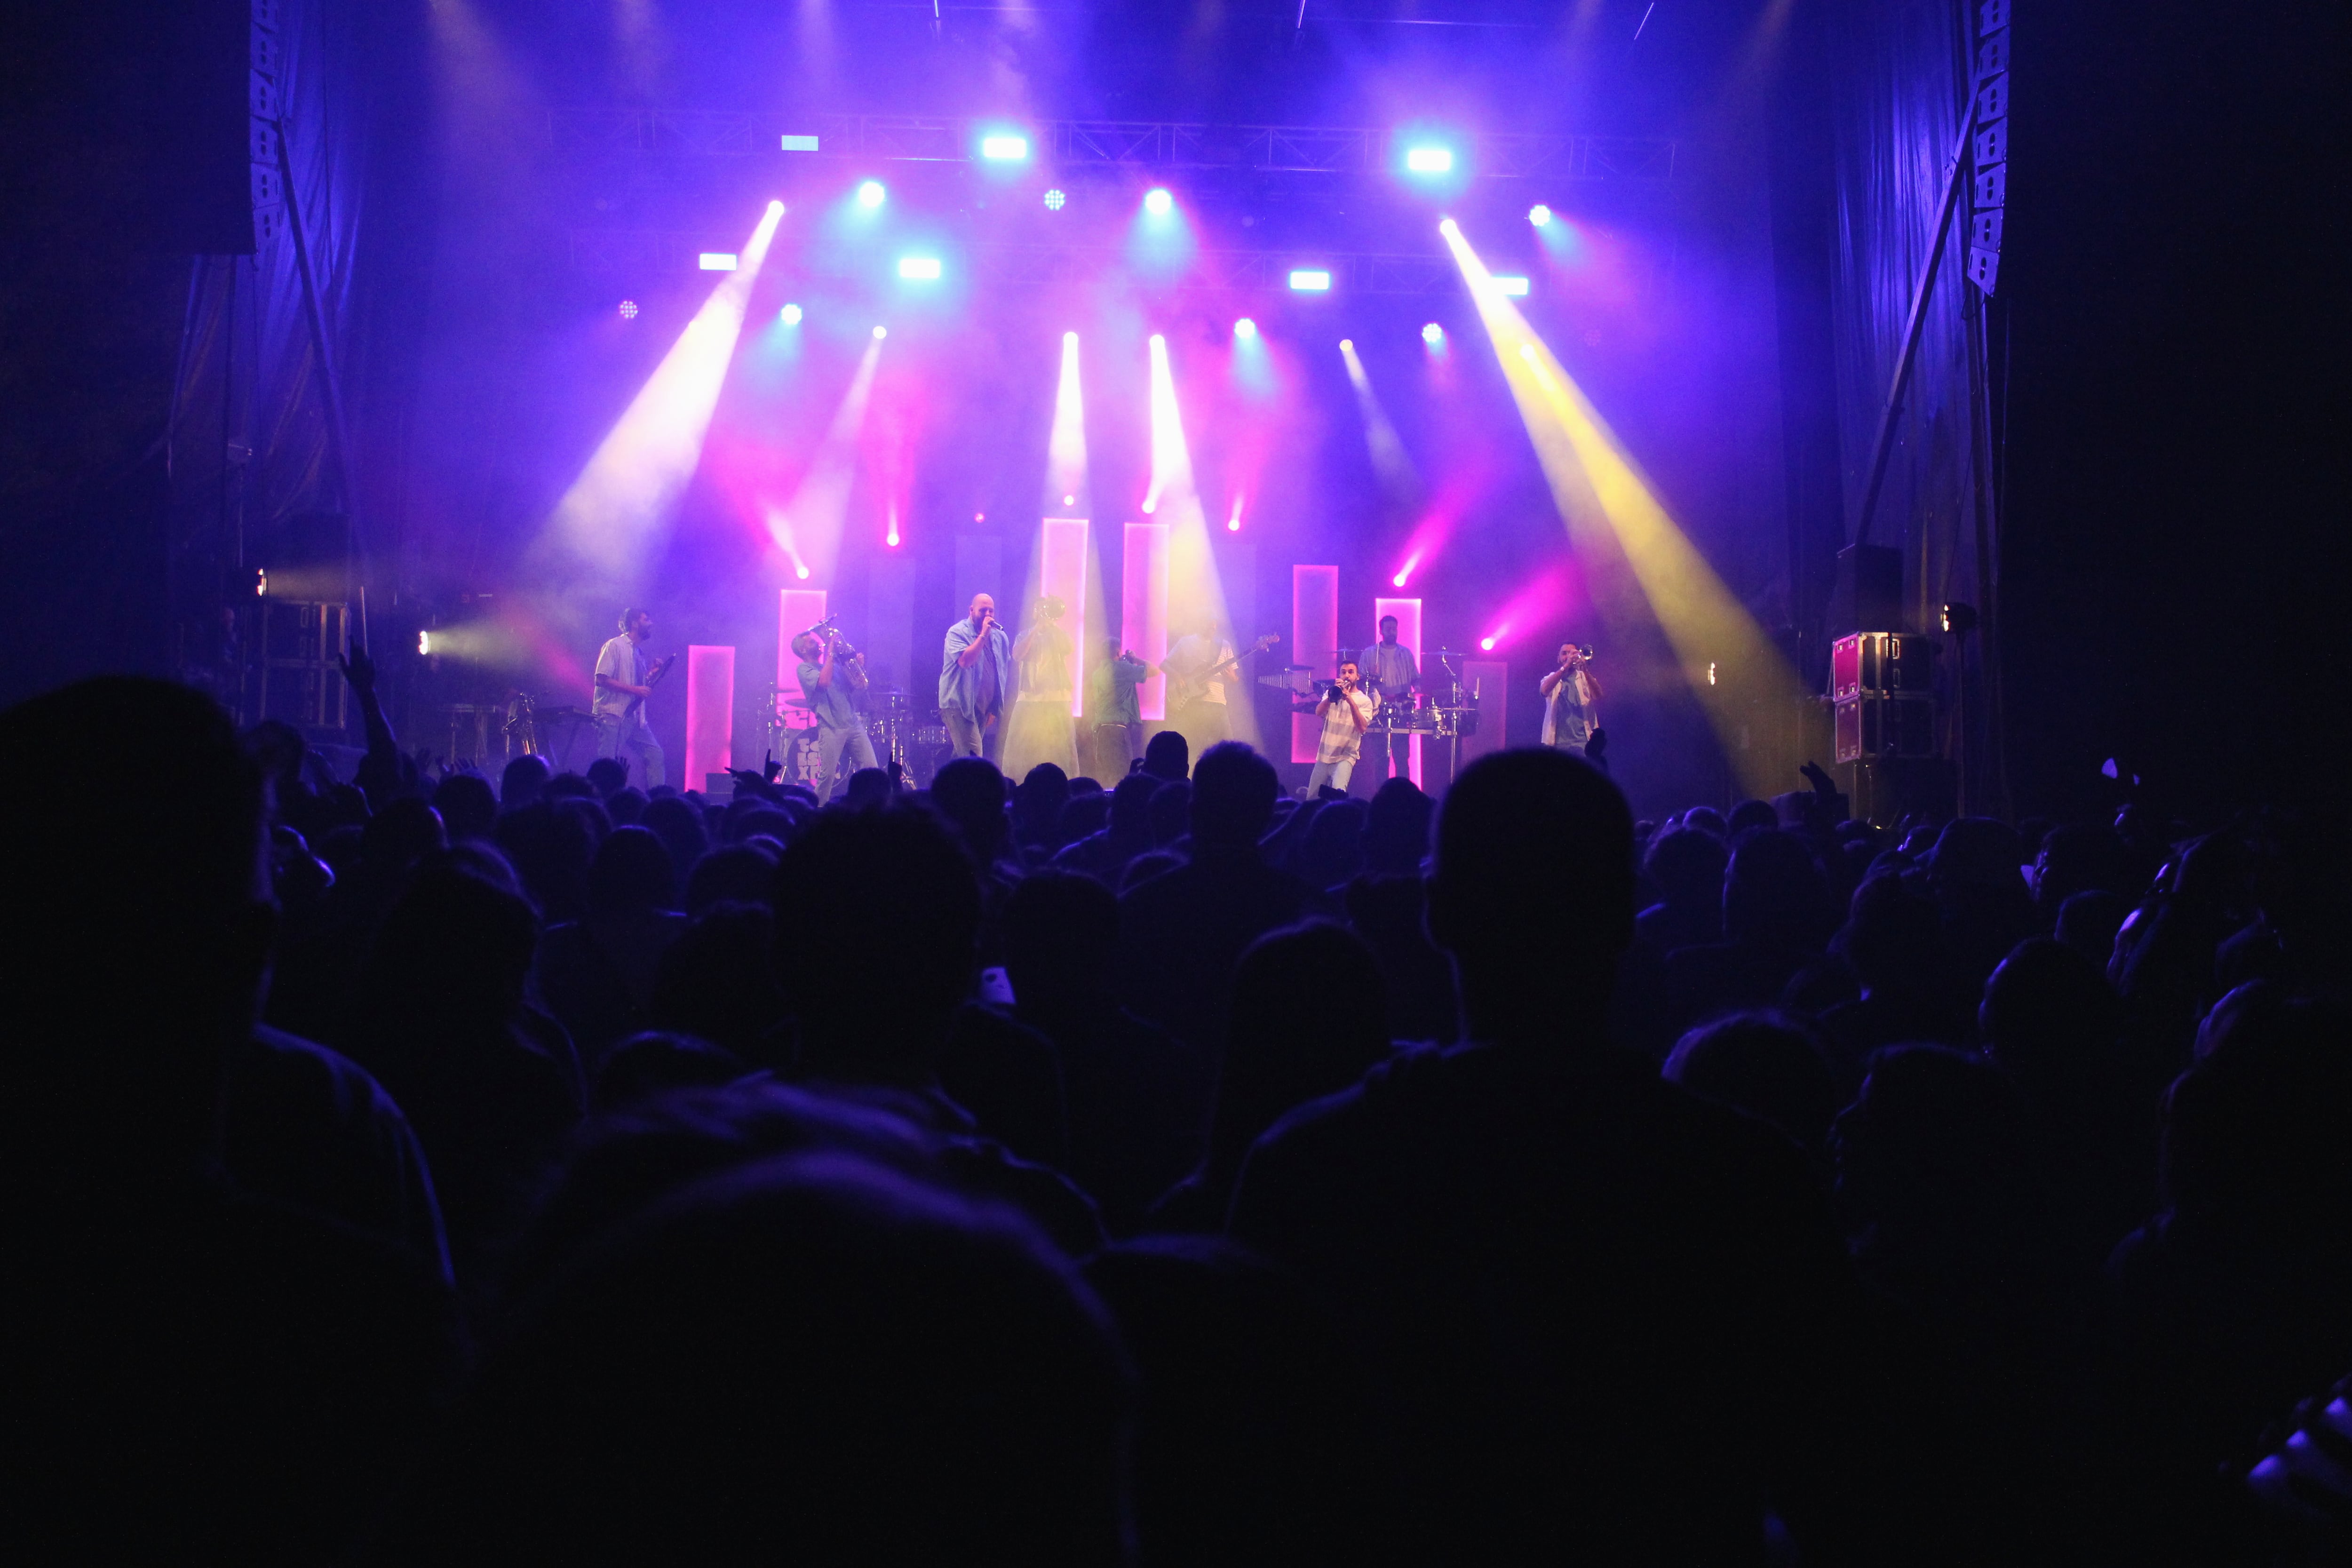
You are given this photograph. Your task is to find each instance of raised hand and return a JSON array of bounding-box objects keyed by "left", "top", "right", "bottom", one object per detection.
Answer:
[{"left": 337, "top": 643, "right": 377, "bottom": 695}]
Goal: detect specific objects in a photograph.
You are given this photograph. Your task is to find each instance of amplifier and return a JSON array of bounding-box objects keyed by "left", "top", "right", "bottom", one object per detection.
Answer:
[
  {"left": 1835, "top": 692, "right": 1936, "bottom": 763},
  {"left": 1831, "top": 632, "right": 1935, "bottom": 701}
]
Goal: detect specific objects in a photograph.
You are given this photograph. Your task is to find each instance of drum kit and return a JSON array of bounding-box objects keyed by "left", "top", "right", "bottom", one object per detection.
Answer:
[{"left": 769, "top": 684, "right": 951, "bottom": 792}]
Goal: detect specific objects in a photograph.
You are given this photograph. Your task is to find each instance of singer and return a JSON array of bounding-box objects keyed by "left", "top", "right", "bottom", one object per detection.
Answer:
[
  {"left": 938, "top": 591, "right": 1014, "bottom": 766},
  {"left": 1305, "top": 657, "right": 1378, "bottom": 798}
]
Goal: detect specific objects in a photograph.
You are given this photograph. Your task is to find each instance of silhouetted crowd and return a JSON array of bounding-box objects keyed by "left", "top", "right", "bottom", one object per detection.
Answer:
[{"left": 8, "top": 674, "right": 2352, "bottom": 1565}]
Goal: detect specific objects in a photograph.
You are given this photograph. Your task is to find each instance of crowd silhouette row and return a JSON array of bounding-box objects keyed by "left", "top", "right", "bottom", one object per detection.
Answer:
[{"left": 8, "top": 673, "right": 2350, "bottom": 1564}]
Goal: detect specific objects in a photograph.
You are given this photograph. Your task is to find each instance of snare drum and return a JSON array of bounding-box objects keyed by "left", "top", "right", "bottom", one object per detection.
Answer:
[{"left": 913, "top": 726, "right": 949, "bottom": 748}]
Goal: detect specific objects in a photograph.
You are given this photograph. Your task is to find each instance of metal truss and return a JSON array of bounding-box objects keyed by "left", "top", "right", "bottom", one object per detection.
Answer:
[
  {"left": 571, "top": 231, "right": 1483, "bottom": 295},
  {"left": 548, "top": 109, "right": 1677, "bottom": 182}
]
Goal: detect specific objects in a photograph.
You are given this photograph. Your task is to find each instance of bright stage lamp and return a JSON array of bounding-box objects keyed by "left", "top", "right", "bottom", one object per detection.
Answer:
[
  {"left": 1405, "top": 146, "right": 1454, "bottom": 174},
  {"left": 1422, "top": 322, "right": 1444, "bottom": 344},
  {"left": 1144, "top": 188, "right": 1174, "bottom": 216},
  {"left": 1063, "top": 494, "right": 1076, "bottom": 506},
  {"left": 618, "top": 299, "right": 638, "bottom": 319},
  {"left": 1491, "top": 275, "right": 1530, "bottom": 297},
  {"left": 1438, "top": 216, "right": 1460, "bottom": 237},
  {"left": 857, "top": 180, "right": 886, "bottom": 208},
  {"left": 1288, "top": 269, "right": 1331, "bottom": 292},
  {"left": 1480, "top": 636, "right": 1496, "bottom": 652},
  {"left": 1234, "top": 318, "right": 1257, "bottom": 339},
  {"left": 1529, "top": 204, "right": 1554, "bottom": 226},
  {"left": 699, "top": 253, "right": 739, "bottom": 271},
  {"left": 980, "top": 134, "right": 1029, "bottom": 160},
  {"left": 898, "top": 256, "right": 942, "bottom": 280},
  {"left": 795, "top": 565, "right": 811, "bottom": 580},
  {"left": 872, "top": 325, "right": 888, "bottom": 339},
  {"left": 1392, "top": 573, "right": 1407, "bottom": 589},
  {"left": 1044, "top": 188, "right": 1066, "bottom": 210},
  {"left": 780, "top": 303, "right": 803, "bottom": 325},
  {"left": 1064, "top": 330, "right": 1079, "bottom": 344}
]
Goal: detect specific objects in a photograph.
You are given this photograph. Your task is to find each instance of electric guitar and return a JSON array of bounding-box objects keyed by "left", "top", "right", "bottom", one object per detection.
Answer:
[
  {"left": 1167, "top": 634, "right": 1279, "bottom": 716},
  {"left": 617, "top": 653, "right": 677, "bottom": 721}
]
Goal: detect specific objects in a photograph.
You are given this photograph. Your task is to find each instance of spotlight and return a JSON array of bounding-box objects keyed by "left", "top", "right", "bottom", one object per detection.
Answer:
[
  {"left": 1491, "top": 276, "right": 1530, "bottom": 297},
  {"left": 1288, "top": 269, "right": 1332, "bottom": 292},
  {"left": 618, "top": 299, "right": 638, "bottom": 319},
  {"left": 872, "top": 325, "right": 888, "bottom": 339},
  {"left": 1438, "top": 216, "right": 1460, "bottom": 236},
  {"left": 1144, "top": 188, "right": 1173, "bottom": 216},
  {"left": 979, "top": 134, "right": 1029, "bottom": 161},
  {"left": 1149, "top": 333, "right": 1166, "bottom": 347},
  {"left": 1529, "top": 204, "right": 1553, "bottom": 226},
  {"left": 1227, "top": 496, "right": 1244, "bottom": 532},
  {"left": 897, "top": 256, "right": 942, "bottom": 280},
  {"left": 766, "top": 199, "right": 785, "bottom": 217},
  {"left": 1405, "top": 146, "right": 1454, "bottom": 174},
  {"left": 1421, "top": 323, "right": 1446, "bottom": 349},
  {"left": 1708, "top": 661, "right": 1718, "bottom": 686},
  {"left": 1141, "top": 498, "right": 1157, "bottom": 514},
  {"left": 781, "top": 134, "right": 820, "bottom": 152},
  {"left": 1479, "top": 637, "right": 1495, "bottom": 652},
  {"left": 1234, "top": 318, "right": 1258, "bottom": 339},
  {"left": 1942, "top": 601, "right": 1980, "bottom": 635},
  {"left": 795, "top": 565, "right": 811, "bottom": 580},
  {"left": 418, "top": 630, "right": 432, "bottom": 655},
  {"left": 1043, "top": 188, "right": 1066, "bottom": 210},
  {"left": 1392, "top": 573, "right": 1407, "bottom": 588},
  {"left": 1063, "top": 494, "right": 1075, "bottom": 506},
  {"left": 1063, "top": 330, "right": 1078, "bottom": 345},
  {"left": 1340, "top": 338, "right": 1354, "bottom": 351},
  {"left": 780, "top": 302, "right": 803, "bottom": 325},
  {"left": 857, "top": 180, "right": 886, "bottom": 208},
  {"left": 974, "top": 512, "right": 985, "bottom": 522},
  {"left": 699, "top": 253, "right": 739, "bottom": 271}
]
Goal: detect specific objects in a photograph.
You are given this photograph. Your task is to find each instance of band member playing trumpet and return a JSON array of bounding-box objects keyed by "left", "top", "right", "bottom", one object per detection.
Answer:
[
  {"left": 1307, "top": 658, "right": 1379, "bottom": 798},
  {"left": 795, "top": 623, "right": 874, "bottom": 799},
  {"left": 1540, "top": 641, "right": 1603, "bottom": 757}
]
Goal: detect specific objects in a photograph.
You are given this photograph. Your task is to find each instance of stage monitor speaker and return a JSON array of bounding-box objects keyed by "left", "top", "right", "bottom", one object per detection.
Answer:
[{"left": 1829, "top": 544, "right": 1903, "bottom": 636}]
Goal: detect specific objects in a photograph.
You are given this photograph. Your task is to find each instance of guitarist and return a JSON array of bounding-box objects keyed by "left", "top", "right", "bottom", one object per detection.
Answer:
[
  {"left": 592, "top": 606, "right": 674, "bottom": 788},
  {"left": 1162, "top": 617, "right": 1276, "bottom": 746}
]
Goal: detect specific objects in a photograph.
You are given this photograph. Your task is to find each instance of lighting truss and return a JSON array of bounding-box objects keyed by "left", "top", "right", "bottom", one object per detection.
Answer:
[{"left": 547, "top": 110, "right": 1678, "bottom": 183}]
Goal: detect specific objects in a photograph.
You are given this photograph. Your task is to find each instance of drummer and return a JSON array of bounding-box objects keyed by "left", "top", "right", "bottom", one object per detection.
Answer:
[{"left": 1360, "top": 614, "right": 1420, "bottom": 783}]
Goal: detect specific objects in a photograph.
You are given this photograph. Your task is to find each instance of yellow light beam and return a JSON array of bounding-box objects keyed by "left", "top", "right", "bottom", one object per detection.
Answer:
[{"left": 1439, "top": 218, "right": 1807, "bottom": 796}]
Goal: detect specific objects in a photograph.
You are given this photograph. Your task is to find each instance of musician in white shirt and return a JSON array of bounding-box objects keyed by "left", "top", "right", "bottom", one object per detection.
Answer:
[
  {"left": 1160, "top": 616, "right": 1237, "bottom": 745},
  {"left": 1306, "top": 659, "right": 1378, "bottom": 798}
]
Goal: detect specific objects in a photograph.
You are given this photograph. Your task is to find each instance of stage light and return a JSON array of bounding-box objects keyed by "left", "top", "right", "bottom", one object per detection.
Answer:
[
  {"left": 1480, "top": 636, "right": 1496, "bottom": 652},
  {"left": 699, "top": 253, "right": 739, "bottom": 271},
  {"left": 1234, "top": 318, "right": 1257, "bottom": 339},
  {"left": 1422, "top": 322, "right": 1444, "bottom": 344},
  {"left": 795, "top": 564, "right": 810, "bottom": 579},
  {"left": 872, "top": 325, "right": 888, "bottom": 339},
  {"left": 886, "top": 512, "right": 901, "bottom": 547},
  {"left": 1063, "top": 494, "right": 1076, "bottom": 506},
  {"left": 1405, "top": 146, "right": 1454, "bottom": 174},
  {"left": 857, "top": 180, "right": 885, "bottom": 208},
  {"left": 1438, "top": 216, "right": 1460, "bottom": 237},
  {"left": 780, "top": 302, "right": 803, "bottom": 325},
  {"left": 1064, "top": 330, "right": 1078, "bottom": 345},
  {"left": 1529, "top": 204, "right": 1553, "bottom": 226},
  {"left": 418, "top": 630, "right": 432, "bottom": 655},
  {"left": 1942, "top": 601, "right": 1980, "bottom": 635},
  {"left": 781, "top": 134, "right": 819, "bottom": 152},
  {"left": 1391, "top": 550, "right": 1423, "bottom": 589},
  {"left": 980, "top": 134, "right": 1029, "bottom": 160},
  {"left": 1340, "top": 337, "right": 1354, "bottom": 351},
  {"left": 975, "top": 512, "right": 985, "bottom": 522},
  {"left": 1492, "top": 275, "right": 1530, "bottom": 297},
  {"left": 619, "top": 300, "right": 638, "bottom": 319},
  {"left": 1228, "top": 495, "right": 1244, "bottom": 531},
  {"left": 1392, "top": 573, "right": 1407, "bottom": 589},
  {"left": 1044, "top": 188, "right": 1066, "bottom": 210},
  {"left": 255, "top": 569, "right": 267, "bottom": 596},
  {"left": 1288, "top": 269, "right": 1331, "bottom": 292},
  {"left": 1144, "top": 188, "right": 1174, "bottom": 215},
  {"left": 897, "top": 255, "right": 942, "bottom": 280}
]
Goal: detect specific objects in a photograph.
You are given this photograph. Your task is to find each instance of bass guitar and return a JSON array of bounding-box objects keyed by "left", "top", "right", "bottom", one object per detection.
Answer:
[
  {"left": 619, "top": 653, "right": 677, "bottom": 720},
  {"left": 1168, "top": 634, "right": 1279, "bottom": 716}
]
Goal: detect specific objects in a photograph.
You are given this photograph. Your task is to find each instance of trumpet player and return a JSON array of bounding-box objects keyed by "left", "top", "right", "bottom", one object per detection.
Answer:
[{"left": 794, "top": 623, "right": 875, "bottom": 799}]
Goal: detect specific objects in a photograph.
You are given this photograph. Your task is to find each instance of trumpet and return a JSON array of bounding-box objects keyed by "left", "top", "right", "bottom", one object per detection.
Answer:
[{"left": 805, "top": 617, "right": 859, "bottom": 660}]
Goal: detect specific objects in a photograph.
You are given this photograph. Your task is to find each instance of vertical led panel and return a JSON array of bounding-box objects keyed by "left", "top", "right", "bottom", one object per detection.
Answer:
[
  {"left": 1292, "top": 565, "right": 1339, "bottom": 764},
  {"left": 868, "top": 552, "right": 914, "bottom": 695},
  {"left": 1461, "top": 659, "right": 1509, "bottom": 775},
  {"left": 779, "top": 588, "right": 827, "bottom": 722},
  {"left": 1040, "top": 518, "right": 1089, "bottom": 717},
  {"left": 1373, "top": 596, "right": 1423, "bottom": 788},
  {"left": 684, "top": 645, "right": 736, "bottom": 786},
  {"left": 1123, "top": 522, "right": 1170, "bottom": 721}
]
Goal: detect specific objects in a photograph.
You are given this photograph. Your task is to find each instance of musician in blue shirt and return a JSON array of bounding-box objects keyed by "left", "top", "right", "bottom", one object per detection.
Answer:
[
  {"left": 795, "top": 627, "right": 874, "bottom": 799},
  {"left": 938, "top": 592, "right": 1014, "bottom": 766}
]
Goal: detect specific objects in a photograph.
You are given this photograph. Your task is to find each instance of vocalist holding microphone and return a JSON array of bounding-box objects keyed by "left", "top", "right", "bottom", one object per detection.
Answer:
[
  {"left": 938, "top": 591, "right": 1013, "bottom": 766},
  {"left": 1305, "top": 656, "right": 1378, "bottom": 799},
  {"left": 795, "top": 621, "right": 875, "bottom": 799}
]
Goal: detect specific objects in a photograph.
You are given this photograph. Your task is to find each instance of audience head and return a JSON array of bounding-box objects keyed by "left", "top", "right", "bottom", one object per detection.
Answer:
[
  {"left": 2055, "top": 889, "right": 2132, "bottom": 969},
  {"left": 1142, "top": 730, "right": 1190, "bottom": 783},
  {"left": 415, "top": 1151, "right": 1131, "bottom": 1562},
  {"left": 1013, "top": 764, "right": 1073, "bottom": 847},
  {"left": 842, "top": 768, "right": 892, "bottom": 811},
  {"left": 1189, "top": 742, "right": 1279, "bottom": 852},
  {"left": 0, "top": 679, "right": 272, "bottom": 1169},
  {"left": 590, "top": 1032, "right": 749, "bottom": 1114},
  {"left": 587, "top": 825, "right": 678, "bottom": 916},
  {"left": 1665, "top": 1012, "right": 1845, "bottom": 1157},
  {"left": 639, "top": 795, "right": 710, "bottom": 886},
  {"left": 1726, "top": 798, "right": 1778, "bottom": 838},
  {"left": 2163, "top": 989, "right": 2352, "bottom": 1236},
  {"left": 684, "top": 843, "right": 777, "bottom": 915},
  {"left": 931, "top": 757, "right": 1011, "bottom": 863},
  {"left": 500, "top": 753, "right": 554, "bottom": 809},
  {"left": 433, "top": 772, "right": 499, "bottom": 842},
  {"left": 772, "top": 804, "right": 983, "bottom": 1076},
  {"left": 1644, "top": 828, "right": 1730, "bottom": 914},
  {"left": 1979, "top": 938, "right": 2122, "bottom": 1099},
  {"left": 585, "top": 757, "right": 628, "bottom": 799},
  {"left": 651, "top": 903, "right": 788, "bottom": 1064},
  {"left": 1208, "top": 923, "right": 1391, "bottom": 1174},
  {"left": 1681, "top": 805, "right": 1728, "bottom": 839},
  {"left": 1146, "top": 782, "right": 1192, "bottom": 847},
  {"left": 1107, "top": 772, "right": 1157, "bottom": 837},
  {"left": 1430, "top": 749, "right": 1634, "bottom": 996},
  {"left": 1834, "top": 1043, "right": 2042, "bottom": 1241},
  {"left": 1836, "top": 873, "right": 1943, "bottom": 994},
  {"left": 2035, "top": 823, "right": 2138, "bottom": 915},
  {"left": 1296, "top": 798, "right": 1367, "bottom": 889},
  {"left": 1722, "top": 828, "right": 1833, "bottom": 951},
  {"left": 1362, "top": 778, "right": 1434, "bottom": 876},
  {"left": 1002, "top": 871, "right": 1120, "bottom": 1011}
]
